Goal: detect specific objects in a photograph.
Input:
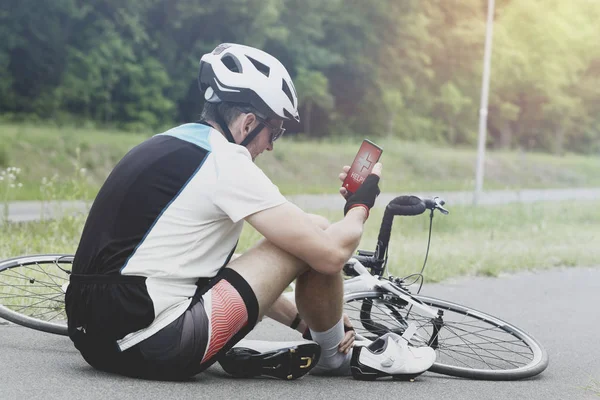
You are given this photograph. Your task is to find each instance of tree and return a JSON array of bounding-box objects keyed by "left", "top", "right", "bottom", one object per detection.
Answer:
[
  {"left": 490, "top": 0, "right": 600, "bottom": 152},
  {"left": 433, "top": 82, "right": 474, "bottom": 144},
  {"left": 294, "top": 68, "right": 334, "bottom": 136}
]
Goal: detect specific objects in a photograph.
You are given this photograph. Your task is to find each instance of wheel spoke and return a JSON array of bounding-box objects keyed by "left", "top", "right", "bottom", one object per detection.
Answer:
[
  {"left": 446, "top": 348, "right": 530, "bottom": 367},
  {"left": 437, "top": 348, "right": 475, "bottom": 369},
  {"left": 408, "top": 313, "right": 533, "bottom": 368},
  {"left": 446, "top": 342, "right": 532, "bottom": 354},
  {"left": 0, "top": 260, "right": 70, "bottom": 329},
  {"left": 31, "top": 262, "right": 63, "bottom": 287},
  {"left": 344, "top": 293, "right": 546, "bottom": 377},
  {"left": 441, "top": 324, "right": 497, "bottom": 369},
  {"left": 26, "top": 306, "right": 65, "bottom": 321},
  {"left": 0, "top": 283, "right": 62, "bottom": 300},
  {"left": 1, "top": 268, "right": 66, "bottom": 291},
  {"left": 443, "top": 324, "right": 533, "bottom": 359},
  {"left": 13, "top": 293, "right": 64, "bottom": 313},
  {"left": 0, "top": 293, "right": 65, "bottom": 302}
]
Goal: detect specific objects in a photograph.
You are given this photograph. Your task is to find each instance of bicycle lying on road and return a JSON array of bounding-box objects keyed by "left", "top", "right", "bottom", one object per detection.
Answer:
[{"left": 0, "top": 195, "right": 548, "bottom": 380}]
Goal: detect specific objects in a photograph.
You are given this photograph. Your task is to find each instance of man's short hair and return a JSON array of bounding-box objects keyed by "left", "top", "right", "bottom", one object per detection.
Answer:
[{"left": 201, "top": 102, "right": 264, "bottom": 126}]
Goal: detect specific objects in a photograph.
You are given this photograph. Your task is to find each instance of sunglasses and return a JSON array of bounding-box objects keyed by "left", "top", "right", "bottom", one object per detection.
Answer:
[{"left": 256, "top": 116, "right": 286, "bottom": 143}]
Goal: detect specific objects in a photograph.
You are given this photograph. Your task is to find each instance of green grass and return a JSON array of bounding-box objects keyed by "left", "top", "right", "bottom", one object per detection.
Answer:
[
  {"left": 5, "top": 200, "right": 594, "bottom": 284},
  {"left": 582, "top": 378, "right": 600, "bottom": 397},
  {"left": 236, "top": 200, "right": 600, "bottom": 282},
  {"left": 258, "top": 135, "right": 600, "bottom": 194},
  {"left": 0, "top": 213, "right": 86, "bottom": 258},
  {"left": 0, "top": 123, "right": 149, "bottom": 200},
  {"left": 3, "top": 122, "right": 600, "bottom": 200}
]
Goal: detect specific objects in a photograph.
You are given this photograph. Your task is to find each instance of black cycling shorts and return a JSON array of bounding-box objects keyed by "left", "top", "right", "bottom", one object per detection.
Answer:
[{"left": 69, "top": 268, "right": 259, "bottom": 381}]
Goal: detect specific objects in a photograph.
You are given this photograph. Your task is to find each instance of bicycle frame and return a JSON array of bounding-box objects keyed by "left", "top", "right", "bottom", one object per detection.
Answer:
[{"left": 342, "top": 258, "right": 437, "bottom": 319}]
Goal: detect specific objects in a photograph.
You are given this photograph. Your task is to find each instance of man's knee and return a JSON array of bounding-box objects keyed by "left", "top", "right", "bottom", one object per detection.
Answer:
[{"left": 308, "top": 214, "right": 330, "bottom": 230}]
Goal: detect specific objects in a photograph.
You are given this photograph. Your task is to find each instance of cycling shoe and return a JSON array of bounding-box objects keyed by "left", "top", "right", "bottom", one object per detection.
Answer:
[
  {"left": 219, "top": 340, "right": 321, "bottom": 380},
  {"left": 351, "top": 333, "right": 435, "bottom": 381}
]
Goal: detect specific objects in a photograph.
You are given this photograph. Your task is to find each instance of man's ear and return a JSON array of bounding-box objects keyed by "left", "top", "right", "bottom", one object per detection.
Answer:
[{"left": 244, "top": 113, "right": 257, "bottom": 133}]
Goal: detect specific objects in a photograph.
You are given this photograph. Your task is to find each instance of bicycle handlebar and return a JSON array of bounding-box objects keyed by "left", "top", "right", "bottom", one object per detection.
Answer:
[
  {"left": 373, "top": 195, "right": 448, "bottom": 267},
  {"left": 384, "top": 195, "right": 448, "bottom": 217}
]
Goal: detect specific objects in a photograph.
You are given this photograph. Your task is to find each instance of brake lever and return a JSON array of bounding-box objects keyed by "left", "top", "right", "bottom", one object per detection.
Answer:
[{"left": 432, "top": 197, "right": 449, "bottom": 215}]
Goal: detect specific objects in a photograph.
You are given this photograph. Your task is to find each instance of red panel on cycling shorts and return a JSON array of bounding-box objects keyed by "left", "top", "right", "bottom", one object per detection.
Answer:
[{"left": 201, "top": 280, "right": 248, "bottom": 363}]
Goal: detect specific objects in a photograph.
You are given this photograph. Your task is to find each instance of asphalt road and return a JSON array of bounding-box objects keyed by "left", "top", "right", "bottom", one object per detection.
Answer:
[
  {"left": 1, "top": 267, "right": 599, "bottom": 400},
  {"left": 5, "top": 187, "right": 600, "bottom": 222}
]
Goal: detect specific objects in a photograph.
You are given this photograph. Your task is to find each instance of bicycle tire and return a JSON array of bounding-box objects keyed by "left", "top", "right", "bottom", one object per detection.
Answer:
[
  {"left": 0, "top": 254, "right": 71, "bottom": 336},
  {"left": 344, "top": 290, "right": 549, "bottom": 380}
]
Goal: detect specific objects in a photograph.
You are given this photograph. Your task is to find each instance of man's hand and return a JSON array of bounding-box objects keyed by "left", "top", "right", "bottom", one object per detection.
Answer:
[
  {"left": 338, "top": 314, "right": 355, "bottom": 354},
  {"left": 338, "top": 165, "right": 351, "bottom": 198},
  {"left": 340, "top": 163, "right": 382, "bottom": 216},
  {"left": 338, "top": 163, "right": 383, "bottom": 199}
]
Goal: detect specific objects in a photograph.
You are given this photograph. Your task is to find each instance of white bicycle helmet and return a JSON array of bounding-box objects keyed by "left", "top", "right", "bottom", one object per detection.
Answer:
[{"left": 198, "top": 43, "right": 300, "bottom": 123}]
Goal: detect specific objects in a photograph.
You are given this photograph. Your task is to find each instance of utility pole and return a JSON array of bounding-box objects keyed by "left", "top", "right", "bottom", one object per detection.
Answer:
[{"left": 474, "top": 0, "right": 496, "bottom": 205}]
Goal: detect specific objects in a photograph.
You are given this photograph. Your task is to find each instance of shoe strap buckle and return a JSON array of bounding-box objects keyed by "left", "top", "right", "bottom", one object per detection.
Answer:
[
  {"left": 381, "top": 356, "right": 395, "bottom": 368},
  {"left": 300, "top": 356, "right": 313, "bottom": 369}
]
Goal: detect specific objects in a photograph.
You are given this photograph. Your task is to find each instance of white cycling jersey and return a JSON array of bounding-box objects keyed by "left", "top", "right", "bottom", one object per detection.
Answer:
[{"left": 70, "top": 122, "right": 286, "bottom": 350}]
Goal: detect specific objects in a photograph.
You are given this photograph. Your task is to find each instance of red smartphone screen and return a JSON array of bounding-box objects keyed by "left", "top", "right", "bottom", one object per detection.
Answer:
[{"left": 342, "top": 139, "right": 383, "bottom": 195}]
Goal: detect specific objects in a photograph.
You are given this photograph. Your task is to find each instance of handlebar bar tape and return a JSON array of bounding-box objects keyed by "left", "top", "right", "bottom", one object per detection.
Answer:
[
  {"left": 375, "top": 196, "right": 427, "bottom": 260},
  {"left": 386, "top": 195, "right": 427, "bottom": 216}
]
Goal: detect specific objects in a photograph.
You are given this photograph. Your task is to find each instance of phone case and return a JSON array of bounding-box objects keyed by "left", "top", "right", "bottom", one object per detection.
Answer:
[{"left": 342, "top": 139, "right": 383, "bottom": 195}]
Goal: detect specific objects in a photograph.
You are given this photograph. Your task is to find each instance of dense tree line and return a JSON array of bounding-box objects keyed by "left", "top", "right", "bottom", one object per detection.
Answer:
[{"left": 1, "top": 0, "right": 599, "bottom": 154}]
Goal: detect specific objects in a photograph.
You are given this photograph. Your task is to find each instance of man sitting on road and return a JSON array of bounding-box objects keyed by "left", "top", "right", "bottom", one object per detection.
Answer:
[{"left": 65, "top": 43, "right": 435, "bottom": 381}]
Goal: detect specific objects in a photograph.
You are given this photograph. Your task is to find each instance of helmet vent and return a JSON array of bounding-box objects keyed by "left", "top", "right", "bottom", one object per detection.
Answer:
[
  {"left": 246, "top": 56, "right": 271, "bottom": 77},
  {"left": 213, "top": 43, "right": 232, "bottom": 55},
  {"left": 282, "top": 79, "right": 295, "bottom": 106},
  {"left": 222, "top": 54, "right": 242, "bottom": 73}
]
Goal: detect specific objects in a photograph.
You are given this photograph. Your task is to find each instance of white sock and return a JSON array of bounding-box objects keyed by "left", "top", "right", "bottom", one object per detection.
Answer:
[{"left": 309, "top": 318, "right": 352, "bottom": 376}]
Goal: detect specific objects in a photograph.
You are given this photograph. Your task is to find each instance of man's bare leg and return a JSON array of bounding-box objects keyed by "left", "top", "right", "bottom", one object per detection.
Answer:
[
  {"left": 226, "top": 214, "right": 351, "bottom": 375},
  {"left": 226, "top": 238, "right": 309, "bottom": 320},
  {"left": 294, "top": 269, "right": 351, "bottom": 374},
  {"left": 294, "top": 270, "right": 343, "bottom": 331},
  {"left": 293, "top": 213, "right": 344, "bottom": 333},
  {"left": 228, "top": 214, "right": 338, "bottom": 322}
]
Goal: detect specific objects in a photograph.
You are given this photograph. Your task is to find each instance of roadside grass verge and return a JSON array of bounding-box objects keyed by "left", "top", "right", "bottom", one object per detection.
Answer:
[
  {"left": 237, "top": 199, "right": 600, "bottom": 282},
  {"left": 259, "top": 135, "right": 600, "bottom": 195},
  {"left": 2, "top": 199, "right": 598, "bottom": 284},
  {"left": 0, "top": 123, "right": 148, "bottom": 200},
  {"left": 0, "top": 213, "right": 86, "bottom": 258},
  {"left": 3, "top": 122, "right": 600, "bottom": 200},
  {"left": 1, "top": 200, "right": 598, "bottom": 284}
]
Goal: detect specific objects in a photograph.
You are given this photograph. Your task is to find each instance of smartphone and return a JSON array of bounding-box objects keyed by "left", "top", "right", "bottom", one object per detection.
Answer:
[{"left": 342, "top": 139, "right": 383, "bottom": 195}]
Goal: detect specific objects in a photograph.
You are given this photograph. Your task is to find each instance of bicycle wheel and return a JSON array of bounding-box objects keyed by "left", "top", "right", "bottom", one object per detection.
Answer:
[
  {"left": 0, "top": 254, "right": 71, "bottom": 336},
  {"left": 344, "top": 290, "right": 548, "bottom": 380}
]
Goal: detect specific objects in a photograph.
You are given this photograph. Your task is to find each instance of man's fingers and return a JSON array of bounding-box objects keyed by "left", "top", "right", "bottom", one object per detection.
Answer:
[
  {"left": 339, "top": 187, "right": 349, "bottom": 198},
  {"left": 338, "top": 313, "right": 355, "bottom": 353},
  {"left": 371, "top": 162, "right": 382, "bottom": 177},
  {"left": 338, "top": 332, "right": 355, "bottom": 354},
  {"left": 339, "top": 165, "right": 350, "bottom": 182}
]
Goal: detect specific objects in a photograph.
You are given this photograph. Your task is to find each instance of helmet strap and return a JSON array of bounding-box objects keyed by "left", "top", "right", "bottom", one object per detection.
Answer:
[
  {"left": 211, "top": 104, "right": 265, "bottom": 147},
  {"left": 240, "top": 123, "right": 265, "bottom": 147},
  {"left": 213, "top": 108, "right": 238, "bottom": 144}
]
